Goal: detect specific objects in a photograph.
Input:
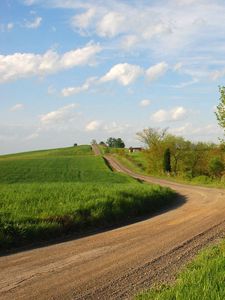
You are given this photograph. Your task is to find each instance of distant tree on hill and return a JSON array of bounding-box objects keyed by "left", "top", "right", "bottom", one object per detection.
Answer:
[
  {"left": 74, "top": 143, "right": 78, "bottom": 147},
  {"left": 106, "top": 137, "right": 125, "bottom": 148},
  {"left": 163, "top": 148, "right": 171, "bottom": 173},
  {"left": 91, "top": 139, "right": 97, "bottom": 145},
  {"left": 99, "top": 141, "right": 106, "bottom": 146},
  {"left": 216, "top": 86, "right": 225, "bottom": 139}
]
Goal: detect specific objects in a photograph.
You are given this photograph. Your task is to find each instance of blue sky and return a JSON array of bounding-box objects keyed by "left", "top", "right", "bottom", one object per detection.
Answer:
[{"left": 0, "top": 0, "right": 224, "bottom": 154}]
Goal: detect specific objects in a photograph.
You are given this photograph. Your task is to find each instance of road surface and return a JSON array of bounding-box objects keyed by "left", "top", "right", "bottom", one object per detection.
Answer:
[
  {"left": 91, "top": 144, "right": 101, "bottom": 156},
  {"left": 1, "top": 155, "right": 225, "bottom": 299}
]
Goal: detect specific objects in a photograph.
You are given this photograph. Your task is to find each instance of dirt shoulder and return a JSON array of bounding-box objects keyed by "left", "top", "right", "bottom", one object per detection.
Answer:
[{"left": 1, "top": 155, "right": 225, "bottom": 300}]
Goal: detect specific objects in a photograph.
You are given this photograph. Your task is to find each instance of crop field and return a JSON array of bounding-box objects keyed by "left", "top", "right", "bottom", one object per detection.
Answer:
[
  {"left": 137, "top": 240, "right": 225, "bottom": 300},
  {"left": 0, "top": 146, "right": 175, "bottom": 250}
]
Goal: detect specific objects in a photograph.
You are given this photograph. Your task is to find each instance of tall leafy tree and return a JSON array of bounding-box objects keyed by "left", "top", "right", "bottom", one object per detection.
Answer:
[
  {"left": 106, "top": 137, "right": 125, "bottom": 148},
  {"left": 163, "top": 148, "right": 171, "bottom": 173}
]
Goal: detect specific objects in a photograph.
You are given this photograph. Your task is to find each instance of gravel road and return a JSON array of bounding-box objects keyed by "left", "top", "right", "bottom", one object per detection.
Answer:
[{"left": 1, "top": 155, "right": 225, "bottom": 300}]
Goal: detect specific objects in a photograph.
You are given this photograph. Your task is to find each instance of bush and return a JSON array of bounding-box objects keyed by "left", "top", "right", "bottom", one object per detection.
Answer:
[
  {"left": 192, "top": 175, "right": 212, "bottom": 184},
  {"left": 209, "top": 157, "right": 224, "bottom": 178}
]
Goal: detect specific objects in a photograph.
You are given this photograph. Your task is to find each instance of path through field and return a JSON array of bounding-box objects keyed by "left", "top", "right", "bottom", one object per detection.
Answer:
[{"left": 1, "top": 155, "right": 225, "bottom": 299}]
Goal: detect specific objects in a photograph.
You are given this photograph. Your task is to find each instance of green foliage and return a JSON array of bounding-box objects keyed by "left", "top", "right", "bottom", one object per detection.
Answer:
[
  {"left": 106, "top": 137, "right": 125, "bottom": 148},
  {"left": 215, "top": 86, "right": 225, "bottom": 136},
  {"left": 191, "top": 175, "right": 213, "bottom": 184},
  {"left": 209, "top": 157, "right": 224, "bottom": 178},
  {"left": 163, "top": 148, "right": 171, "bottom": 173},
  {"left": 135, "top": 128, "right": 225, "bottom": 180},
  {"left": 114, "top": 143, "right": 225, "bottom": 187},
  {"left": 0, "top": 146, "right": 175, "bottom": 250},
  {"left": 136, "top": 127, "right": 168, "bottom": 148},
  {"left": 137, "top": 241, "right": 225, "bottom": 300}
]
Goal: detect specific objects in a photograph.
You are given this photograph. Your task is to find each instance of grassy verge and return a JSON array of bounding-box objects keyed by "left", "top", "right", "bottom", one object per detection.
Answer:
[
  {"left": 137, "top": 241, "right": 225, "bottom": 300},
  {"left": 112, "top": 152, "right": 225, "bottom": 189},
  {"left": 0, "top": 146, "right": 176, "bottom": 250}
]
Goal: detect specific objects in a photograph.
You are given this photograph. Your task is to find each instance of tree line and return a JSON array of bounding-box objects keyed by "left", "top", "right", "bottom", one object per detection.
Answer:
[{"left": 135, "top": 87, "right": 225, "bottom": 180}]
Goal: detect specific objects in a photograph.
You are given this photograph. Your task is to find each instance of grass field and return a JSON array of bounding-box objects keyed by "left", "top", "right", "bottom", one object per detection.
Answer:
[
  {"left": 0, "top": 145, "right": 176, "bottom": 250},
  {"left": 137, "top": 241, "right": 225, "bottom": 300}
]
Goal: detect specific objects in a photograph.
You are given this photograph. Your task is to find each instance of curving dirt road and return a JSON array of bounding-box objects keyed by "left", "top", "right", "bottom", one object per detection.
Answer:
[{"left": 1, "top": 155, "right": 225, "bottom": 300}]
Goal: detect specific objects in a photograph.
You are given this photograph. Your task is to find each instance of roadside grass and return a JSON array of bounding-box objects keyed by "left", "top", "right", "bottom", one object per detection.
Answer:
[
  {"left": 112, "top": 150, "right": 225, "bottom": 189},
  {"left": 0, "top": 146, "right": 176, "bottom": 250},
  {"left": 137, "top": 241, "right": 225, "bottom": 300}
]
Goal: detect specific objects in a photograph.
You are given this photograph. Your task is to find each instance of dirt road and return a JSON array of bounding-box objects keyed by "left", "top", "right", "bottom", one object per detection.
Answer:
[
  {"left": 1, "top": 155, "right": 225, "bottom": 300},
  {"left": 91, "top": 144, "right": 101, "bottom": 156}
]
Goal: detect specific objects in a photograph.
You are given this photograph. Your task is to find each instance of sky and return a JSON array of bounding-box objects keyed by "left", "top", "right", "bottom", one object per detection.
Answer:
[{"left": 0, "top": 0, "right": 225, "bottom": 154}]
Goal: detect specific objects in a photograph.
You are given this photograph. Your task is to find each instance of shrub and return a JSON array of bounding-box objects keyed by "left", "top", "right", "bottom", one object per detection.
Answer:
[{"left": 209, "top": 157, "right": 224, "bottom": 178}]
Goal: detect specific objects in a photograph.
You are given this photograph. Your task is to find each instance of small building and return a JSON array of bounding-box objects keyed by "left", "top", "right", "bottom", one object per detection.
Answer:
[{"left": 129, "top": 147, "right": 143, "bottom": 153}]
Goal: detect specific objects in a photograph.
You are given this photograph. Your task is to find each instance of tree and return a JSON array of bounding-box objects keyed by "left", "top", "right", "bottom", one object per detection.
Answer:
[
  {"left": 106, "top": 137, "right": 125, "bottom": 148},
  {"left": 136, "top": 127, "right": 168, "bottom": 148},
  {"left": 163, "top": 148, "right": 171, "bottom": 173},
  {"left": 209, "top": 157, "right": 224, "bottom": 178},
  {"left": 99, "top": 141, "right": 106, "bottom": 146},
  {"left": 91, "top": 139, "right": 97, "bottom": 145},
  {"left": 215, "top": 86, "right": 225, "bottom": 138},
  {"left": 184, "top": 142, "right": 210, "bottom": 178},
  {"left": 136, "top": 128, "right": 168, "bottom": 174}
]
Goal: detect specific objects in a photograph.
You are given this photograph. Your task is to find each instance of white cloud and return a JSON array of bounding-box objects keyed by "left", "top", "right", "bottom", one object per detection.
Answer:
[
  {"left": 174, "top": 62, "right": 211, "bottom": 80},
  {"left": 62, "top": 77, "right": 97, "bottom": 97},
  {"left": 85, "top": 119, "right": 131, "bottom": 133},
  {"left": 103, "top": 121, "right": 131, "bottom": 134},
  {"left": 0, "top": 43, "right": 101, "bottom": 83},
  {"left": 23, "top": 0, "right": 39, "bottom": 5},
  {"left": 142, "top": 23, "right": 172, "bottom": 40},
  {"left": 42, "top": 0, "right": 225, "bottom": 59},
  {"left": 25, "top": 16, "right": 42, "bottom": 29},
  {"left": 100, "top": 63, "right": 143, "bottom": 86},
  {"left": 71, "top": 8, "right": 96, "bottom": 33},
  {"left": 96, "top": 12, "right": 125, "bottom": 37},
  {"left": 7, "top": 23, "right": 14, "bottom": 30},
  {"left": 140, "top": 99, "right": 151, "bottom": 107},
  {"left": 171, "top": 78, "right": 198, "bottom": 88},
  {"left": 10, "top": 103, "right": 24, "bottom": 111},
  {"left": 121, "top": 35, "right": 139, "bottom": 50},
  {"left": 210, "top": 68, "right": 225, "bottom": 80},
  {"left": 170, "top": 123, "right": 223, "bottom": 141},
  {"left": 61, "top": 61, "right": 169, "bottom": 94},
  {"left": 85, "top": 120, "right": 102, "bottom": 131},
  {"left": 174, "top": 62, "right": 183, "bottom": 71},
  {"left": 152, "top": 106, "right": 188, "bottom": 122},
  {"left": 146, "top": 62, "right": 168, "bottom": 81},
  {"left": 0, "top": 22, "right": 14, "bottom": 32},
  {"left": 40, "top": 103, "right": 78, "bottom": 126}
]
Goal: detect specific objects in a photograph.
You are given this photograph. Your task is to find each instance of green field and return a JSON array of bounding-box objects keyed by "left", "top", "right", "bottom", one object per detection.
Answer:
[
  {"left": 0, "top": 146, "right": 176, "bottom": 250},
  {"left": 137, "top": 241, "right": 225, "bottom": 300}
]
